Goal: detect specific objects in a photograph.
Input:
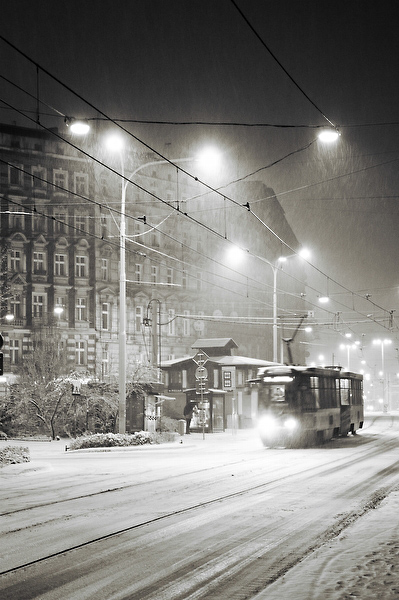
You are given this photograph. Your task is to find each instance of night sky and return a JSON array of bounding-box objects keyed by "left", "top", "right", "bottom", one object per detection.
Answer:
[{"left": 2, "top": 0, "right": 399, "bottom": 361}]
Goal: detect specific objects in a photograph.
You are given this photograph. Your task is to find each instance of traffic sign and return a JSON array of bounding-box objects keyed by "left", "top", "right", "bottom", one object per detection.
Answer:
[
  {"left": 192, "top": 350, "right": 209, "bottom": 367},
  {"left": 195, "top": 366, "right": 208, "bottom": 380},
  {"left": 196, "top": 379, "right": 208, "bottom": 394}
]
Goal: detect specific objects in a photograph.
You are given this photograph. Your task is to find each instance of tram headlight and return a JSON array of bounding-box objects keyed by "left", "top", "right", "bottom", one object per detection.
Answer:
[
  {"left": 284, "top": 417, "right": 298, "bottom": 431},
  {"left": 257, "top": 415, "right": 278, "bottom": 435}
]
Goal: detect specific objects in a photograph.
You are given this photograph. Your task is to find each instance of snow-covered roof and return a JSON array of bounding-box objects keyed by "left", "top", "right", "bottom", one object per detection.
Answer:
[
  {"left": 161, "top": 355, "right": 278, "bottom": 368},
  {"left": 192, "top": 338, "right": 238, "bottom": 349}
]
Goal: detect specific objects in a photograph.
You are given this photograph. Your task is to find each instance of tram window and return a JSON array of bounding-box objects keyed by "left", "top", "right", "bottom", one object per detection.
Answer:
[
  {"left": 270, "top": 385, "right": 286, "bottom": 402},
  {"left": 261, "top": 384, "right": 286, "bottom": 403},
  {"left": 309, "top": 377, "right": 320, "bottom": 409},
  {"left": 340, "top": 379, "right": 350, "bottom": 405}
]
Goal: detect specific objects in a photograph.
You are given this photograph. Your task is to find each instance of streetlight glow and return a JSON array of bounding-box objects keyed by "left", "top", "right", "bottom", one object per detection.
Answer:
[
  {"left": 318, "top": 128, "right": 340, "bottom": 143},
  {"left": 196, "top": 147, "right": 222, "bottom": 172},
  {"left": 66, "top": 118, "right": 90, "bottom": 135}
]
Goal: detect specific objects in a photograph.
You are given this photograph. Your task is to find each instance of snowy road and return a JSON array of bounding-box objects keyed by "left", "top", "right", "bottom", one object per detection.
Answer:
[{"left": 1, "top": 414, "right": 399, "bottom": 599}]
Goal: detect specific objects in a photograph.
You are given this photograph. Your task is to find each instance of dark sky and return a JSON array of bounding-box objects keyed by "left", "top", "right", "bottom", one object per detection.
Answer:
[{"left": 2, "top": 0, "right": 399, "bottom": 349}]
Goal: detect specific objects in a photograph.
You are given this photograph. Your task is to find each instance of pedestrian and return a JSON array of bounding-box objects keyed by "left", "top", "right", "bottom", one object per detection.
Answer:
[{"left": 183, "top": 401, "right": 196, "bottom": 434}]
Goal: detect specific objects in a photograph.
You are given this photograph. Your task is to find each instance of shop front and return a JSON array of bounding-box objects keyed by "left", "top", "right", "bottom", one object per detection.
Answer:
[{"left": 184, "top": 388, "right": 227, "bottom": 433}]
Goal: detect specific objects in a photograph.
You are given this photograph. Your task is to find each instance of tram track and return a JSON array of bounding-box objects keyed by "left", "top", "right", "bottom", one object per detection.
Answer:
[
  {"left": 2, "top": 431, "right": 398, "bottom": 579},
  {"left": 1, "top": 424, "right": 391, "bottom": 521}
]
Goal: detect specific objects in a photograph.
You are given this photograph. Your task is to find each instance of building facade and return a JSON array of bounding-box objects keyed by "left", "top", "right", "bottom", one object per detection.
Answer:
[{"left": 0, "top": 123, "right": 307, "bottom": 389}]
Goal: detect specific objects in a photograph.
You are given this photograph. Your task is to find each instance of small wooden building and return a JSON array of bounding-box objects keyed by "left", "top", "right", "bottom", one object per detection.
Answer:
[{"left": 161, "top": 338, "right": 277, "bottom": 431}]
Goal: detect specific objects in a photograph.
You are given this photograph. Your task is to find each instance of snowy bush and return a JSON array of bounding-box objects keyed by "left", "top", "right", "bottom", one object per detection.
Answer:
[
  {"left": 69, "top": 431, "right": 161, "bottom": 450},
  {"left": 0, "top": 445, "right": 30, "bottom": 466}
]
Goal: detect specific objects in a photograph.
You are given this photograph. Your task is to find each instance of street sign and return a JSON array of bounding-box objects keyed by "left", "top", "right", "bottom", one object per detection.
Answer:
[
  {"left": 195, "top": 366, "right": 208, "bottom": 380},
  {"left": 196, "top": 379, "right": 208, "bottom": 394},
  {"left": 192, "top": 350, "right": 209, "bottom": 367}
]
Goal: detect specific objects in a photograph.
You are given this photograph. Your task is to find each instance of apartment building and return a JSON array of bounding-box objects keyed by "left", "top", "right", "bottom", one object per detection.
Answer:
[{"left": 0, "top": 122, "right": 307, "bottom": 387}]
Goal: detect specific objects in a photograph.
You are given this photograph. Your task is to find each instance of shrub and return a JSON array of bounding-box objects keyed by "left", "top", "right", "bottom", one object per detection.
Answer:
[
  {"left": 70, "top": 431, "right": 154, "bottom": 450},
  {"left": 0, "top": 445, "right": 30, "bottom": 467}
]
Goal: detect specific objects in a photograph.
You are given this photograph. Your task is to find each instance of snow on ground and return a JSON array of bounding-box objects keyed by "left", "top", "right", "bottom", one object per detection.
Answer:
[{"left": 259, "top": 489, "right": 399, "bottom": 600}]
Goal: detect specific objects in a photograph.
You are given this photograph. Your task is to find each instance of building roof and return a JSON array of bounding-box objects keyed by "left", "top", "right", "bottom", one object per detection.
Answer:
[
  {"left": 191, "top": 338, "right": 239, "bottom": 357},
  {"left": 192, "top": 338, "right": 238, "bottom": 349},
  {"left": 161, "top": 355, "right": 278, "bottom": 368}
]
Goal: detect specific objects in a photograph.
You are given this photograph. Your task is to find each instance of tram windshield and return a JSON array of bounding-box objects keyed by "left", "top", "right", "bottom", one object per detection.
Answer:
[{"left": 260, "top": 376, "right": 294, "bottom": 405}]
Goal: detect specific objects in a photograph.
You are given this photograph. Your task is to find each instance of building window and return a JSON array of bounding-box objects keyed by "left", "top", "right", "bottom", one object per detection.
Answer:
[
  {"left": 55, "top": 297, "right": 66, "bottom": 318},
  {"left": 151, "top": 265, "right": 158, "bottom": 284},
  {"left": 32, "top": 212, "right": 47, "bottom": 233},
  {"left": 9, "top": 164, "right": 22, "bottom": 185},
  {"left": 168, "top": 308, "right": 175, "bottom": 336},
  {"left": 101, "top": 258, "right": 108, "bottom": 281},
  {"left": 10, "top": 294, "right": 22, "bottom": 319},
  {"left": 54, "top": 254, "right": 67, "bottom": 276},
  {"left": 75, "top": 255, "right": 87, "bottom": 278},
  {"left": 74, "top": 173, "right": 88, "bottom": 195},
  {"left": 135, "top": 306, "right": 143, "bottom": 332},
  {"left": 31, "top": 166, "right": 47, "bottom": 190},
  {"left": 135, "top": 263, "right": 142, "bottom": 283},
  {"left": 75, "top": 297, "right": 87, "bottom": 321},
  {"left": 75, "top": 214, "right": 88, "bottom": 232},
  {"left": 100, "top": 214, "right": 109, "bottom": 237},
  {"left": 213, "top": 369, "right": 219, "bottom": 388},
  {"left": 33, "top": 251, "right": 46, "bottom": 274},
  {"left": 151, "top": 230, "right": 160, "bottom": 247},
  {"left": 33, "top": 294, "right": 45, "bottom": 318},
  {"left": 54, "top": 212, "right": 67, "bottom": 233},
  {"left": 10, "top": 339, "right": 20, "bottom": 364},
  {"left": 9, "top": 206, "right": 25, "bottom": 229},
  {"left": 75, "top": 341, "right": 86, "bottom": 365},
  {"left": 196, "top": 272, "right": 203, "bottom": 292},
  {"left": 10, "top": 249, "right": 22, "bottom": 272},
  {"left": 182, "top": 271, "right": 187, "bottom": 289},
  {"left": 183, "top": 310, "right": 190, "bottom": 336},
  {"left": 53, "top": 169, "right": 68, "bottom": 191},
  {"left": 102, "top": 303, "right": 110, "bottom": 330},
  {"left": 102, "top": 348, "right": 109, "bottom": 377},
  {"left": 167, "top": 268, "right": 173, "bottom": 286},
  {"left": 223, "top": 371, "right": 232, "bottom": 388}
]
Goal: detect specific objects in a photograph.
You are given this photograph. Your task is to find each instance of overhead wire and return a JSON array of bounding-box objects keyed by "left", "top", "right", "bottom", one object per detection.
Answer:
[
  {"left": 229, "top": 0, "right": 337, "bottom": 129},
  {"left": 0, "top": 38, "right": 396, "bottom": 334}
]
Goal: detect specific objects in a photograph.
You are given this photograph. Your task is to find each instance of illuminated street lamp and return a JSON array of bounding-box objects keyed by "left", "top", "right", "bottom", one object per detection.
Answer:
[
  {"left": 106, "top": 135, "right": 220, "bottom": 432},
  {"left": 65, "top": 117, "right": 90, "bottom": 135},
  {"left": 318, "top": 127, "right": 340, "bottom": 143},
  {"left": 372, "top": 338, "right": 392, "bottom": 410},
  {"left": 340, "top": 343, "right": 357, "bottom": 370},
  {"left": 271, "top": 248, "right": 311, "bottom": 362}
]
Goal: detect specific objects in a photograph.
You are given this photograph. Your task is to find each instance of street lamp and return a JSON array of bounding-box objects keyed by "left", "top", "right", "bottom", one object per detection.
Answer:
[
  {"left": 318, "top": 127, "right": 340, "bottom": 143},
  {"left": 373, "top": 338, "right": 392, "bottom": 410},
  {"left": 106, "top": 136, "right": 220, "bottom": 432},
  {"left": 339, "top": 343, "right": 357, "bottom": 370},
  {"left": 271, "top": 249, "right": 310, "bottom": 362}
]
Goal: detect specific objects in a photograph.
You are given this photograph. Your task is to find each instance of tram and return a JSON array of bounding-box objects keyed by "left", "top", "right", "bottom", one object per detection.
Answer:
[{"left": 251, "top": 365, "right": 364, "bottom": 447}]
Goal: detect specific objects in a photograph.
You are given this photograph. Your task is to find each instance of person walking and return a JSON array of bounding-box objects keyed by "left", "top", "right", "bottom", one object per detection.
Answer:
[{"left": 183, "top": 401, "right": 196, "bottom": 434}]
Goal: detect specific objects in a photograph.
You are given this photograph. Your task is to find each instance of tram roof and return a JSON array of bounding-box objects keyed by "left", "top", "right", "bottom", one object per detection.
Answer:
[{"left": 256, "top": 365, "right": 363, "bottom": 379}]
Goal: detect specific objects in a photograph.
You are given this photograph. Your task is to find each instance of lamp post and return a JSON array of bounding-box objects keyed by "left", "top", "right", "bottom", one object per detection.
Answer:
[
  {"left": 271, "top": 249, "right": 310, "bottom": 363},
  {"left": 106, "top": 136, "right": 220, "bottom": 432},
  {"left": 373, "top": 338, "right": 392, "bottom": 411}
]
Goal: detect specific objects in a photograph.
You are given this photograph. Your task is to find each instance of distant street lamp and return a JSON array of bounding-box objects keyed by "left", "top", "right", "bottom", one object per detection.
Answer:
[
  {"left": 340, "top": 343, "right": 357, "bottom": 370},
  {"left": 373, "top": 338, "right": 392, "bottom": 410},
  {"left": 270, "top": 248, "right": 311, "bottom": 362}
]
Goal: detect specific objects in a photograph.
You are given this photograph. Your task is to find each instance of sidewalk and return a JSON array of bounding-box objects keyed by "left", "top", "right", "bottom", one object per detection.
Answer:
[{"left": 260, "top": 489, "right": 399, "bottom": 600}]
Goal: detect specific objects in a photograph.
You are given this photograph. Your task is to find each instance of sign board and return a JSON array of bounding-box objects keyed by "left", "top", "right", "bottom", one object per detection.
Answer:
[
  {"left": 192, "top": 350, "right": 209, "bottom": 367},
  {"left": 195, "top": 366, "right": 208, "bottom": 380}
]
